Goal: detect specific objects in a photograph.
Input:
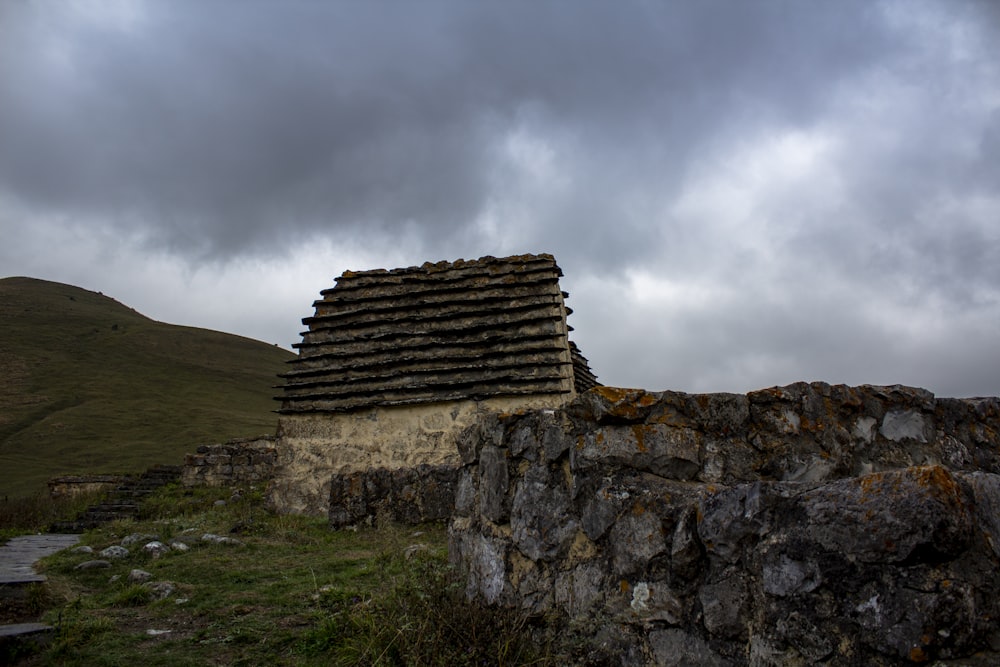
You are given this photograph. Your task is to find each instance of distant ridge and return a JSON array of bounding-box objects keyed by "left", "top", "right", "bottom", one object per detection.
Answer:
[{"left": 0, "top": 277, "right": 295, "bottom": 498}]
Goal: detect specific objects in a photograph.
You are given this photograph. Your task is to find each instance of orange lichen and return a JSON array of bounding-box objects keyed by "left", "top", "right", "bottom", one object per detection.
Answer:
[
  {"left": 595, "top": 386, "right": 632, "bottom": 402},
  {"left": 801, "top": 417, "right": 826, "bottom": 432},
  {"left": 632, "top": 425, "right": 648, "bottom": 452},
  {"left": 859, "top": 466, "right": 966, "bottom": 516},
  {"left": 593, "top": 386, "right": 658, "bottom": 419},
  {"left": 620, "top": 579, "right": 630, "bottom": 593},
  {"left": 909, "top": 647, "right": 929, "bottom": 663}
]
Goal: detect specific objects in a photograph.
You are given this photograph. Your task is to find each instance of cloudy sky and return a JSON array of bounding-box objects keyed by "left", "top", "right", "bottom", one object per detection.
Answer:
[{"left": 1, "top": 0, "right": 998, "bottom": 398}]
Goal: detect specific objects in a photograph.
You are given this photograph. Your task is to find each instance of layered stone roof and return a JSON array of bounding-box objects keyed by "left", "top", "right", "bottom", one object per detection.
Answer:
[{"left": 278, "top": 254, "right": 597, "bottom": 413}]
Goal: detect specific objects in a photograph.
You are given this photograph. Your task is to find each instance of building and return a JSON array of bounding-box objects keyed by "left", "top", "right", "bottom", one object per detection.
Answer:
[{"left": 267, "top": 253, "right": 597, "bottom": 515}]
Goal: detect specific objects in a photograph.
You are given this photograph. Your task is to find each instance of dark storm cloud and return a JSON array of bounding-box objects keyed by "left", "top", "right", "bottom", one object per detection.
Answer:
[
  {"left": 2, "top": 0, "right": 998, "bottom": 397},
  {"left": 1, "top": 0, "right": 901, "bottom": 261}
]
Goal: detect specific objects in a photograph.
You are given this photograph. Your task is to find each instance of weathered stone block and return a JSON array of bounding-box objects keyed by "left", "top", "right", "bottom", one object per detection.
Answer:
[
  {"left": 573, "top": 424, "right": 701, "bottom": 479},
  {"left": 511, "top": 464, "right": 578, "bottom": 562},
  {"left": 478, "top": 446, "right": 509, "bottom": 524}
]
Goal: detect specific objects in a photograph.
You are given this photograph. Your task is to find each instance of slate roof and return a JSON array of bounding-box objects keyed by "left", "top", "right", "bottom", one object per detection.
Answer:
[{"left": 277, "top": 253, "right": 597, "bottom": 413}]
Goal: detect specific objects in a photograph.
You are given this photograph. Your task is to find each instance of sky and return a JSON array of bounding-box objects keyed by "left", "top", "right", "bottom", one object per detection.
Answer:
[{"left": 1, "top": 0, "right": 998, "bottom": 398}]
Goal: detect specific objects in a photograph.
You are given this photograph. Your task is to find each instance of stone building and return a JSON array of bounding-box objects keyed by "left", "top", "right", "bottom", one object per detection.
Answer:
[{"left": 266, "top": 253, "right": 597, "bottom": 515}]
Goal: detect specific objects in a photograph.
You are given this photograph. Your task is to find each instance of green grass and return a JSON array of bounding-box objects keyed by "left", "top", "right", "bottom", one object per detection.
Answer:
[
  {"left": 16, "top": 485, "right": 551, "bottom": 666},
  {"left": 0, "top": 277, "right": 295, "bottom": 498}
]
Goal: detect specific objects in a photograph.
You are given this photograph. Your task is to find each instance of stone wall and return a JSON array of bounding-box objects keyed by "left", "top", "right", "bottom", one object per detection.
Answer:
[
  {"left": 268, "top": 394, "right": 571, "bottom": 516},
  {"left": 449, "top": 383, "right": 1000, "bottom": 665},
  {"left": 48, "top": 474, "right": 127, "bottom": 499},
  {"left": 328, "top": 464, "right": 459, "bottom": 528},
  {"left": 181, "top": 436, "right": 278, "bottom": 488}
]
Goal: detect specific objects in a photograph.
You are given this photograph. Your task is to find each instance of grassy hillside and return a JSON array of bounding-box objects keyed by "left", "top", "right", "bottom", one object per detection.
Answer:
[{"left": 0, "top": 277, "right": 296, "bottom": 499}]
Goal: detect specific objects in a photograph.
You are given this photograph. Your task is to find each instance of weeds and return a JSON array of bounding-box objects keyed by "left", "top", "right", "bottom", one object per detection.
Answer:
[
  {"left": 108, "top": 583, "right": 154, "bottom": 607},
  {"left": 0, "top": 489, "right": 105, "bottom": 539},
  {"left": 299, "top": 551, "right": 543, "bottom": 665}
]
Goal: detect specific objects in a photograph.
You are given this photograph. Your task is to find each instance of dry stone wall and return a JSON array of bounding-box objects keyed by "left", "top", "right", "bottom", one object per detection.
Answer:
[
  {"left": 450, "top": 383, "right": 1000, "bottom": 665},
  {"left": 48, "top": 474, "right": 127, "bottom": 499},
  {"left": 181, "top": 436, "right": 278, "bottom": 488},
  {"left": 328, "top": 464, "right": 459, "bottom": 528}
]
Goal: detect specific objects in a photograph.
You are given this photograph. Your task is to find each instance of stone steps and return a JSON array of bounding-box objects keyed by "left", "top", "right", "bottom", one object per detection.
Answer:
[
  {"left": 0, "top": 534, "right": 80, "bottom": 661},
  {"left": 0, "top": 622, "right": 54, "bottom": 661},
  {"left": 49, "top": 464, "right": 182, "bottom": 533}
]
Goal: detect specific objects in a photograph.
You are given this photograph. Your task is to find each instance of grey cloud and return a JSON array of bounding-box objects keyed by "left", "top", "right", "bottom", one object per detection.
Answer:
[
  {"left": 1, "top": 0, "right": 907, "bottom": 262},
  {"left": 2, "top": 1, "right": 998, "bottom": 398}
]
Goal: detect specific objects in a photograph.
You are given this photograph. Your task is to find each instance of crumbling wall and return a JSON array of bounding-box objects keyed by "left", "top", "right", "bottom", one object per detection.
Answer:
[
  {"left": 48, "top": 474, "right": 127, "bottom": 499},
  {"left": 449, "top": 383, "right": 1000, "bottom": 665},
  {"left": 181, "top": 436, "right": 278, "bottom": 488}
]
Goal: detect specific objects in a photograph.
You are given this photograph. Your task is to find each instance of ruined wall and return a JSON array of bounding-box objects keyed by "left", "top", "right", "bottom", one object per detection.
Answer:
[
  {"left": 48, "top": 474, "right": 128, "bottom": 499},
  {"left": 268, "top": 394, "right": 570, "bottom": 516},
  {"left": 328, "top": 464, "right": 459, "bottom": 528},
  {"left": 450, "top": 383, "right": 1000, "bottom": 665},
  {"left": 181, "top": 436, "right": 278, "bottom": 488}
]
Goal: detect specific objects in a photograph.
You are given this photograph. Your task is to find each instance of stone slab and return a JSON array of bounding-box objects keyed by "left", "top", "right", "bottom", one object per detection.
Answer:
[
  {"left": 0, "top": 622, "right": 52, "bottom": 638},
  {"left": 0, "top": 534, "right": 80, "bottom": 584}
]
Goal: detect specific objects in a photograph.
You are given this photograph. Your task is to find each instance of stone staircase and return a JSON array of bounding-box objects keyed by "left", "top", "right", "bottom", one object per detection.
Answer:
[
  {"left": 49, "top": 464, "right": 182, "bottom": 533},
  {"left": 0, "top": 534, "right": 81, "bottom": 662}
]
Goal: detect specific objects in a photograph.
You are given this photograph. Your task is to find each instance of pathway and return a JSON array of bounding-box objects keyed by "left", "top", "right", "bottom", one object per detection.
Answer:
[
  {"left": 0, "top": 534, "right": 80, "bottom": 657},
  {"left": 0, "top": 534, "right": 80, "bottom": 585}
]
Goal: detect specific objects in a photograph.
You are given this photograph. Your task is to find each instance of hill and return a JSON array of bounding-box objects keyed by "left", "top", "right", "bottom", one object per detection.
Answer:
[{"left": 0, "top": 277, "right": 296, "bottom": 498}]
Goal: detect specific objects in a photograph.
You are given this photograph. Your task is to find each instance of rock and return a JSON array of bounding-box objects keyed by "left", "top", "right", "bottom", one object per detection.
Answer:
[
  {"left": 403, "top": 543, "right": 428, "bottom": 559},
  {"left": 478, "top": 446, "right": 509, "bottom": 523},
  {"left": 553, "top": 562, "right": 605, "bottom": 616},
  {"left": 142, "top": 541, "right": 171, "bottom": 558},
  {"left": 74, "top": 559, "right": 111, "bottom": 570},
  {"left": 71, "top": 545, "right": 93, "bottom": 554},
  {"left": 143, "top": 581, "right": 175, "bottom": 600},
  {"left": 699, "top": 572, "right": 748, "bottom": 638},
  {"left": 573, "top": 424, "right": 701, "bottom": 480},
  {"left": 201, "top": 533, "right": 242, "bottom": 546},
  {"left": 168, "top": 540, "right": 190, "bottom": 552},
  {"left": 121, "top": 533, "right": 158, "bottom": 547},
  {"left": 128, "top": 569, "right": 153, "bottom": 583},
  {"left": 99, "top": 545, "right": 129, "bottom": 559},
  {"left": 510, "top": 464, "right": 578, "bottom": 562},
  {"left": 647, "top": 628, "right": 724, "bottom": 667},
  {"left": 761, "top": 552, "right": 821, "bottom": 597},
  {"left": 608, "top": 508, "right": 667, "bottom": 577}
]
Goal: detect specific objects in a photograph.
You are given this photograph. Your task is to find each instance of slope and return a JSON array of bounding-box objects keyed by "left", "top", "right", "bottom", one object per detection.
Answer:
[{"left": 0, "top": 277, "right": 295, "bottom": 498}]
